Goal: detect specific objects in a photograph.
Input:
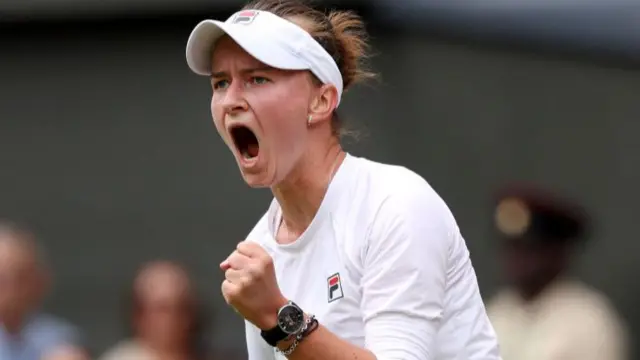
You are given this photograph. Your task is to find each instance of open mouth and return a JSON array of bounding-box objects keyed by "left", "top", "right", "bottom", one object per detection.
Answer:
[{"left": 229, "top": 125, "right": 260, "bottom": 160}]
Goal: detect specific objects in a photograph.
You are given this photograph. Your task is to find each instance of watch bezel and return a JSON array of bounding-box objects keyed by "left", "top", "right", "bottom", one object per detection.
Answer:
[{"left": 276, "top": 301, "right": 305, "bottom": 335}]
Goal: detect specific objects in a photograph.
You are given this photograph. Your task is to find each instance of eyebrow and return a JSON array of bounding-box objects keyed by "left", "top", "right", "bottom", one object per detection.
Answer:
[{"left": 211, "top": 67, "right": 274, "bottom": 79}]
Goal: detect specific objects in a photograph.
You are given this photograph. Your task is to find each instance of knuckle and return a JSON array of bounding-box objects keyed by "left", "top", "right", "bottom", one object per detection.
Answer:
[
  {"left": 248, "top": 263, "right": 264, "bottom": 278},
  {"left": 263, "top": 254, "right": 274, "bottom": 266},
  {"left": 229, "top": 251, "right": 240, "bottom": 262},
  {"left": 236, "top": 275, "right": 249, "bottom": 287}
]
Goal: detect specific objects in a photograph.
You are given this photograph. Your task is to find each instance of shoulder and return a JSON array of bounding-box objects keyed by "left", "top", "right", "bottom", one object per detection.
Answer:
[
  {"left": 486, "top": 289, "right": 519, "bottom": 317},
  {"left": 350, "top": 156, "right": 430, "bottom": 190},
  {"left": 345, "top": 157, "right": 459, "bottom": 269},
  {"left": 351, "top": 157, "right": 458, "bottom": 238},
  {"left": 561, "top": 282, "right": 625, "bottom": 323},
  {"left": 353, "top": 156, "right": 452, "bottom": 214},
  {"left": 550, "top": 282, "right": 629, "bottom": 348},
  {"left": 27, "top": 314, "right": 81, "bottom": 344}
]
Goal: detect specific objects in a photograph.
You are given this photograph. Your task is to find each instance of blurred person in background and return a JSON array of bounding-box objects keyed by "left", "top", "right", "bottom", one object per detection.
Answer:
[
  {"left": 185, "top": 0, "right": 501, "bottom": 359},
  {"left": 486, "top": 186, "right": 628, "bottom": 360},
  {"left": 0, "top": 221, "right": 83, "bottom": 360},
  {"left": 98, "top": 261, "right": 211, "bottom": 360}
]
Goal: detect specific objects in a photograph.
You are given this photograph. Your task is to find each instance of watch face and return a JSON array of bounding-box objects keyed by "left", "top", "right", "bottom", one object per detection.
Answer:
[{"left": 277, "top": 304, "right": 304, "bottom": 334}]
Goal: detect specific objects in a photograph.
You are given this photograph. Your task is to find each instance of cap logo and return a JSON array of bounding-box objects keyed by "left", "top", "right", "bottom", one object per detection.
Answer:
[
  {"left": 231, "top": 10, "right": 259, "bottom": 25},
  {"left": 495, "top": 198, "right": 530, "bottom": 236}
]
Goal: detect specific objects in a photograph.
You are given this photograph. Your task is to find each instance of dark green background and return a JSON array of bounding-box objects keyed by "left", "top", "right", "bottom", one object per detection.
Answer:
[{"left": 1, "top": 12, "right": 638, "bottom": 356}]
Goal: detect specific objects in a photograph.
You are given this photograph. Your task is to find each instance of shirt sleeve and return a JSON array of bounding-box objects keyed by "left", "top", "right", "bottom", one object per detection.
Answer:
[
  {"left": 361, "top": 182, "right": 452, "bottom": 360},
  {"left": 245, "top": 320, "right": 274, "bottom": 360}
]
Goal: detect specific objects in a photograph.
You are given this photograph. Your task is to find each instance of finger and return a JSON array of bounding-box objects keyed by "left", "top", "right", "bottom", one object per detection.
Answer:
[
  {"left": 221, "top": 279, "right": 239, "bottom": 303},
  {"left": 225, "top": 250, "right": 252, "bottom": 270},
  {"left": 236, "top": 241, "right": 268, "bottom": 258},
  {"left": 220, "top": 260, "right": 231, "bottom": 271},
  {"left": 224, "top": 268, "right": 245, "bottom": 284}
]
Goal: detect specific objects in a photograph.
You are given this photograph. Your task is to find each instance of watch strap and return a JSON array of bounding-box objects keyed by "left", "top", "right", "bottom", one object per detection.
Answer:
[
  {"left": 261, "top": 325, "right": 289, "bottom": 347},
  {"left": 277, "top": 315, "right": 318, "bottom": 356}
]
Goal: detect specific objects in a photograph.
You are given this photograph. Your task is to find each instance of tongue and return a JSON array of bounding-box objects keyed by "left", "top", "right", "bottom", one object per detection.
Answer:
[{"left": 247, "top": 143, "right": 259, "bottom": 158}]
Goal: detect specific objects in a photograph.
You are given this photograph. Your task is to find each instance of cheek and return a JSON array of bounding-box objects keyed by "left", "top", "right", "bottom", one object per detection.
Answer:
[{"left": 253, "top": 91, "right": 308, "bottom": 147}]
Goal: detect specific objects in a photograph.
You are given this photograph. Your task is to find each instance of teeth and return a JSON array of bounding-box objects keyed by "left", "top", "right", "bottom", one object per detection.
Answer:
[{"left": 241, "top": 150, "right": 255, "bottom": 160}]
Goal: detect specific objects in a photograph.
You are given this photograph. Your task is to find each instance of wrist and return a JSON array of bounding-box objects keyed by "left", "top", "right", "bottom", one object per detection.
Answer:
[
  {"left": 276, "top": 314, "right": 319, "bottom": 356},
  {"left": 259, "top": 299, "right": 309, "bottom": 350},
  {"left": 275, "top": 313, "right": 309, "bottom": 349},
  {"left": 257, "top": 295, "right": 289, "bottom": 330}
]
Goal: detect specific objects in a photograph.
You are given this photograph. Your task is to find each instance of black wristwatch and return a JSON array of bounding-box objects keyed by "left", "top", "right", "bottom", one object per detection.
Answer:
[{"left": 260, "top": 301, "right": 305, "bottom": 347}]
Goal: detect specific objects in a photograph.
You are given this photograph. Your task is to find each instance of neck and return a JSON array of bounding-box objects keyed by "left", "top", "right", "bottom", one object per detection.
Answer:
[
  {"left": 272, "top": 139, "right": 344, "bottom": 241},
  {"left": 517, "top": 271, "right": 563, "bottom": 302}
]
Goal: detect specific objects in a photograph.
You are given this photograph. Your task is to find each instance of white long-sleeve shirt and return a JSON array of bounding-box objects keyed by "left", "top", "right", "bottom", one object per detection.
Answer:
[{"left": 244, "top": 154, "right": 501, "bottom": 360}]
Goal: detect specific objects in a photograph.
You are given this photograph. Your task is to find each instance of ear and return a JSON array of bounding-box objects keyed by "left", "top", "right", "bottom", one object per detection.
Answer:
[{"left": 308, "top": 84, "right": 338, "bottom": 127}]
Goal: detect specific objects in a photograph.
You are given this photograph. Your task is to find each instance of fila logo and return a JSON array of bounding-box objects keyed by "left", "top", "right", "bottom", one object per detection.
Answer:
[
  {"left": 232, "top": 10, "right": 259, "bottom": 24},
  {"left": 327, "top": 273, "right": 344, "bottom": 303}
]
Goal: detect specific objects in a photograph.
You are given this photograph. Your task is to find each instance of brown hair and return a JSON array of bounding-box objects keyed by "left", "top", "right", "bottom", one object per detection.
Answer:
[{"left": 242, "top": 0, "right": 375, "bottom": 137}]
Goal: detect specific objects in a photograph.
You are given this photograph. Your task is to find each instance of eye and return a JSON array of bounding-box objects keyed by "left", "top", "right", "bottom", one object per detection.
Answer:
[
  {"left": 249, "top": 76, "right": 270, "bottom": 85},
  {"left": 212, "top": 79, "right": 229, "bottom": 90}
]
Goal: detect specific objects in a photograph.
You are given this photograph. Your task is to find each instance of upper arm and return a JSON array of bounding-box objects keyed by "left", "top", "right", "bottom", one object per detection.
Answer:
[
  {"left": 245, "top": 320, "right": 274, "bottom": 360},
  {"left": 361, "top": 182, "right": 452, "bottom": 360}
]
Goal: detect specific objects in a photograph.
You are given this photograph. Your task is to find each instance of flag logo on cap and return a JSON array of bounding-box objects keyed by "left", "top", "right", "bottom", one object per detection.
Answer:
[
  {"left": 327, "top": 273, "right": 344, "bottom": 303},
  {"left": 232, "top": 10, "right": 259, "bottom": 25}
]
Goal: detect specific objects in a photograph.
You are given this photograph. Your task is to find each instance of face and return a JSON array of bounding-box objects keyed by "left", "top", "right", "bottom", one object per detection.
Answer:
[
  {"left": 134, "top": 267, "right": 194, "bottom": 347},
  {"left": 0, "top": 239, "right": 43, "bottom": 320},
  {"left": 501, "top": 240, "right": 565, "bottom": 290},
  {"left": 210, "top": 36, "right": 316, "bottom": 187}
]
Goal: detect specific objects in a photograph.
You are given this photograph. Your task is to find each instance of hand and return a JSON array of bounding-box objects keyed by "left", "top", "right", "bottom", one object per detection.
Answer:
[{"left": 221, "top": 241, "right": 287, "bottom": 330}]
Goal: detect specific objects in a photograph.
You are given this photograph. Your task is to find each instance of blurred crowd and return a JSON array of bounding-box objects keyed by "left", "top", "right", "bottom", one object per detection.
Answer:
[
  {"left": 0, "top": 222, "right": 238, "bottom": 360},
  {"left": 0, "top": 184, "right": 630, "bottom": 360}
]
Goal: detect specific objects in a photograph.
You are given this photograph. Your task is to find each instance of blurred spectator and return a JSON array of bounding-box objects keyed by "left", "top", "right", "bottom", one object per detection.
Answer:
[
  {"left": 98, "top": 261, "right": 210, "bottom": 360},
  {"left": 486, "top": 186, "right": 629, "bottom": 360},
  {"left": 0, "top": 221, "right": 83, "bottom": 360}
]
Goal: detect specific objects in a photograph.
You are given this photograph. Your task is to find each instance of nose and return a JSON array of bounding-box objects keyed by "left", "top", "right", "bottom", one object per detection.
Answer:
[{"left": 221, "top": 81, "right": 249, "bottom": 115}]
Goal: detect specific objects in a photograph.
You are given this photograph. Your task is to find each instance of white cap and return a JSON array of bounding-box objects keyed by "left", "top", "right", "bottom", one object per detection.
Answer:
[{"left": 186, "top": 9, "right": 344, "bottom": 105}]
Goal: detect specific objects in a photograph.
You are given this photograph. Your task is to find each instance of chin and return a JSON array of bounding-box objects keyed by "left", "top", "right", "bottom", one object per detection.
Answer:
[
  {"left": 239, "top": 168, "right": 275, "bottom": 188},
  {"left": 244, "top": 179, "right": 272, "bottom": 188}
]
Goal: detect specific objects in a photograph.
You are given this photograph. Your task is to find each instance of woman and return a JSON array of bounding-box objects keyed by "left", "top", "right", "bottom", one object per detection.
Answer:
[
  {"left": 98, "top": 261, "right": 211, "bottom": 360},
  {"left": 185, "top": 0, "right": 501, "bottom": 359}
]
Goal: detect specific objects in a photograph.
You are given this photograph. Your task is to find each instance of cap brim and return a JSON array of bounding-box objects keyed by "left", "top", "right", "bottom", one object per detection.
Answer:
[{"left": 186, "top": 20, "right": 310, "bottom": 76}]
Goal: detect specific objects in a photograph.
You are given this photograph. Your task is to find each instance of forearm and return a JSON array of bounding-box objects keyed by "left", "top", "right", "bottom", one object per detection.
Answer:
[{"left": 278, "top": 325, "right": 376, "bottom": 360}]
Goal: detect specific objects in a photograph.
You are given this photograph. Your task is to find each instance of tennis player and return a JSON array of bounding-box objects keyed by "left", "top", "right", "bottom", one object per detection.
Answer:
[{"left": 185, "top": 0, "right": 501, "bottom": 359}]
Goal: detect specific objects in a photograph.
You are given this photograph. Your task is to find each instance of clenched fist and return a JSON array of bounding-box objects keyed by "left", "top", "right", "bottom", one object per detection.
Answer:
[{"left": 220, "top": 241, "right": 287, "bottom": 330}]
